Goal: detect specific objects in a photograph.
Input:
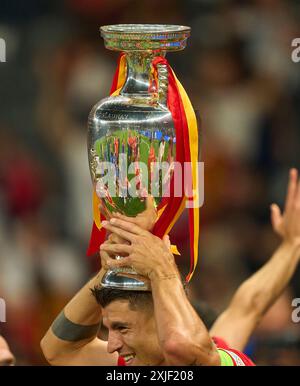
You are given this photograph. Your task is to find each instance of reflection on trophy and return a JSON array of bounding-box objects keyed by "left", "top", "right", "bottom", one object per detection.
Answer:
[{"left": 87, "top": 24, "right": 198, "bottom": 290}]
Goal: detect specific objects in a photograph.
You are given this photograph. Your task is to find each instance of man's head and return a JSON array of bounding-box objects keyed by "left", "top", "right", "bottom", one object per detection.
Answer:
[
  {"left": 92, "top": 287, "right": 164, "bottom": 366},
  {"left": 0, "top": 335, "right": 15, "bottom": 366}
]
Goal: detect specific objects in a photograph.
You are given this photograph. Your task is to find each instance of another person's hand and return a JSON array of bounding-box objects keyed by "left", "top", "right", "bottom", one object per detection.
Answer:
[
  {"left": 100, "top": 218, "right": 177, "bottom": 280},
  {"left": 271, "top": 168, "right": 300, "bottom": 247}
]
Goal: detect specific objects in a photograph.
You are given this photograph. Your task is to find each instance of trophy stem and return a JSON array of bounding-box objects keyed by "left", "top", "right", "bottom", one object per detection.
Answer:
[{"left": 120, "top": 51, "right": 165, "bottom": 97}]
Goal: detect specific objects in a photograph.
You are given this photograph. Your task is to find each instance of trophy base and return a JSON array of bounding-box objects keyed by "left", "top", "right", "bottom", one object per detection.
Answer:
[{"left": 101, "top": 268, "right": 151, "bottom": 291}]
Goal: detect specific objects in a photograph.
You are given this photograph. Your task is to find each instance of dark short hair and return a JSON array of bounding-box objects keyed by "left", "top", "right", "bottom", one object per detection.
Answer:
[
  {"left": 92, "top": 288, "right": 217, "bottom": 331},
  {"left": 92, "top": 286, "right": 153, "bottom": 312}
]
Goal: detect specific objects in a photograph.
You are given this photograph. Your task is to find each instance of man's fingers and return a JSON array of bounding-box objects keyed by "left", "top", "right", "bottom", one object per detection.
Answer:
[
  {"left": 106, "top": 218, "right": 147, "bottom": 236},
  {"left": 113, "top": 212, "right": 137, "bottom": 224},
  {"left": 101, "top": 220, "right": 137, "bottom": 242},
  {"left": 163, "top": 235, "right": 171, "bottom": 250},
  {"left": 100, "top": 248, "right": 131, "bottom": 269},
  {"left": 146, "top": 195, "right": 156, "bottom": 211},
  {"left": 100, "top": 243, "right": 132, "bottom": 255},
  {"left": 108, "top": 233, "right": 129, "bottom": 245},
  {"left": 104, "top": 256, "right": 132, "bottom": 269},
  {"left": 296, "top": 180, "right": 300, "bottom": 208},
  {"left": 271, "top": 203, "right": 282, "bottom": 232},
  {"left": 285, "top": 168, "right": 298, "bottom": 212},
  {"left": 100, "top": 249, "right": 115, "bottom": 269}
]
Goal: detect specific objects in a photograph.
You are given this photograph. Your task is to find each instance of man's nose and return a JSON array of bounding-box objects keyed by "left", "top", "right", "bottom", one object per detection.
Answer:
[{"left": 107, "top": 331, "right": 123, "bottom": 354}]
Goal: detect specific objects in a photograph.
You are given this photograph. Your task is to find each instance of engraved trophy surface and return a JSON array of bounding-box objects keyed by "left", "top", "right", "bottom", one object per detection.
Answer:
[{"left": 87, "top": 24, "right": 191, "bottom": 290}]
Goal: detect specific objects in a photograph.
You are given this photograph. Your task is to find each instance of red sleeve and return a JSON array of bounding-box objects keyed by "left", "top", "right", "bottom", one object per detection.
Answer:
[
  {"left": 212, "top": 336, "right": 230, "bottom": 349},
  {"left": 213, "top": 336, "right": 255, "bottom": 366}
]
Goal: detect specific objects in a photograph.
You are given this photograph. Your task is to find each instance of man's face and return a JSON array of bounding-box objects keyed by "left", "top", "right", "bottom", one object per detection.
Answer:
[
  {"left": 0, "top": 335, "right": 15, "bottom": 366},
  {"left": 102, "top": 300, "right": 164, "bottom": 366}
]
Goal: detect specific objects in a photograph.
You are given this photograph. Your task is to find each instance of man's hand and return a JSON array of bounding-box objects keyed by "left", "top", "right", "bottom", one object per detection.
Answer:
[
  {"left": 100, "top": 239, "right": 119, "bottom": 268},
  {"left": 112, "top": 196, "right": 158, "bottom": 232},
  {"left": 100, "top": 196, "right": 157, "bottom": 245},
  {"left": 100, "top": 218, "right": 177, "bottom": 280},
  {"left": 271, "top": 168, "right": 300, "bottom": 247}
]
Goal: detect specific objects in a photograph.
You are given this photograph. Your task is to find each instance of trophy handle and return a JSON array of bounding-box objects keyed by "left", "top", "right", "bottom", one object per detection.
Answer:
[{"left": 157, "top": 63, "right": 168, "bottom": 107}]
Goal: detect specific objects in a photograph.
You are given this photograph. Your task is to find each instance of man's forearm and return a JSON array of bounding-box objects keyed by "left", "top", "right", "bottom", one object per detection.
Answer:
[
  {"left": 63, "top": 270, "right": 104, "bottom": 326},
  {"left": 150, "top": 261, "right": 219, "bottom": 365},
  {"left": 41, "top": 269, "right": 105, "bottom": 359},
  {"left": 210, "top": 240, "right": 300, "bottom": 351},
  {"left": 231, "top": 241, "right": 300, "bottom": 316}
]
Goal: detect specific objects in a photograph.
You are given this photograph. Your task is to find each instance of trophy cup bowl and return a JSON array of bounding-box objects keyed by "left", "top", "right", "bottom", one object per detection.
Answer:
[{"left": 87, "top": 24, "right": 191, "bottom": 290}]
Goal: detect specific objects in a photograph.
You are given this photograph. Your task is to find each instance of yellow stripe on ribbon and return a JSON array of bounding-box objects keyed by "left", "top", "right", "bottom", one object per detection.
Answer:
[
  {"left": 171, "top": 69, "right": 199, "bottom": 280},
  {"left": 93, "top": 190, "right": 102, "bottom": 230},
  {"left": 112, "top": 54, "right": 127, "bottom": 96}
]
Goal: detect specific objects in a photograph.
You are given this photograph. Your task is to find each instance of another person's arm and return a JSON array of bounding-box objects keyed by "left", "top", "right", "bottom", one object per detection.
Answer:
[
  {"left": 210, "top": 168, "right": 300, "bottom": 351},
  {"left": 100, "top": 219, "right": 220, "bottom": 366},
  {"left": 40, "top": 268, "right": 117, "bottom": 366}
]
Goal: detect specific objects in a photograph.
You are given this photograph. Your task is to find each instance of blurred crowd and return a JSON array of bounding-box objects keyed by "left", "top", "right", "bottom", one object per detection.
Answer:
[{"left": 0, "top": 0, "right": 300, "bottom": 365}]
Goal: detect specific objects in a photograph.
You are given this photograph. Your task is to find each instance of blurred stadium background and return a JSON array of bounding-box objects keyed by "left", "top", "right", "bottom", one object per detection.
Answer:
[{"left": 0, "top": 0, "right": 300, "bottom": 365}]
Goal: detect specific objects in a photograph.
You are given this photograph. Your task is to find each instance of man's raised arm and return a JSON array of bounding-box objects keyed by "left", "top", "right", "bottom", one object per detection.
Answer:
[
  {"left": 210, "top": 168, "right": 300, "bottom": 351},
  {"left": 40, "top": 267, "right": 117, "bottom": 366}
]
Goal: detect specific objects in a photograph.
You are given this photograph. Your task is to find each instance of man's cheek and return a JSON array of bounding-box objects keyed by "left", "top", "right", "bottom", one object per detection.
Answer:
[{"left": 123, "top": 333, "right": 135, "bottom": 349}]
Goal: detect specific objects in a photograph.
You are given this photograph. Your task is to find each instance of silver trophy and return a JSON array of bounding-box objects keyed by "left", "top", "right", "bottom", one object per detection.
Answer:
[{"left": 87, "top": 24, "right": 191, "bottom": 290}]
